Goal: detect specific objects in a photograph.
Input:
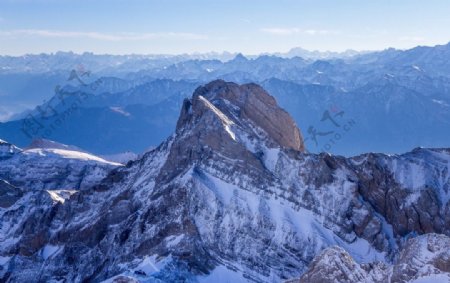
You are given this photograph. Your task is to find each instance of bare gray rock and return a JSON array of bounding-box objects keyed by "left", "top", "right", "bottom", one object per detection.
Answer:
[
  {"left": 289, "top": 233, "right": 450, "bottom": 283},
  {"left": 177, "top": 80, "right": 304, "bottom": 151}
]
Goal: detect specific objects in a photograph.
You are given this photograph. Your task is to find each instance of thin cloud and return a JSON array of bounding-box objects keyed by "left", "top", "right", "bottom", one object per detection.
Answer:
[
  {"left": 0, "top": 29, "right": 208, "bottom": 41},
  {"left": 260, "top": 27, "right": 337, "bottom": 36},
  {"left": 399, "top": 36, "right": 425, "bottom": 42},
  {"left": 304, "top": 29, "right": 333, "bottom": 35},
  {"left": 260, "top": 28, "right": 302, "bottom": 35}
]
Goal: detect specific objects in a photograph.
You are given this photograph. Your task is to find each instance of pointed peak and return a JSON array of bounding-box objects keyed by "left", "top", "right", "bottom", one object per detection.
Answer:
[
  {"left": 26, "top": 138, "right": 85, "bottom": 152},
  {"left": 0, "top": 138, "right": 13, "bottom": 145},
  {"left": 232, "top": 53, "right": 248, "bottom": 62},
  {"left": 0, "top": 138, "right": 20, "bottom": 149},
  {"left": 0, "top": 138, "right": 22, "bottom": 160}
]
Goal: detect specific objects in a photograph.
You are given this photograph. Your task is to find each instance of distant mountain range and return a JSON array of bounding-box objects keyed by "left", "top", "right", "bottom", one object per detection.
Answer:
[{"left": 0, "top": 42, "right": 449, "bottom": 156}]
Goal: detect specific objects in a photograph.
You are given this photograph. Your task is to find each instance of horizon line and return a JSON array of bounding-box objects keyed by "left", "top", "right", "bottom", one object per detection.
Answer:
[{"left": 1, "top": 41, "right": 449, "bottom": 58}]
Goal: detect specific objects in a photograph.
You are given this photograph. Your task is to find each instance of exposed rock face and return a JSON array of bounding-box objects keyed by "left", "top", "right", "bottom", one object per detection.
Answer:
[
  {"left": 289, "top": 234, "right": 450, "bottom": 283},
  {"left": 0, "top": 139, "right": 21, "bottom": 160},
  {"left": 0, "top": 81, "right": 449, "bottom": 282},
  {"left": 177, "top": 80, "right": 304, "bottom": 151},
  {"left": 352, "top": 149, "right": 450, "bottom": 238},
  {"left": 390, "top": 233, "right": 450, "bottom": 282},
  {"left": 0, "top": 180, "right": 23, "bottom": 208},
  {"left": 287, "top": 246, "right": 386, "bottom": 283}
]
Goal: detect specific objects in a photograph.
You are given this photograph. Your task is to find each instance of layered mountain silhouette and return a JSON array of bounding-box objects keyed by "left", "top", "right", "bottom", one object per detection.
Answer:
[
  {"left": 1, "top": 43, "right": 450, "bottom": 156},
  {"left": 0, "top": 80, "right": 449, "bottom": 282}
]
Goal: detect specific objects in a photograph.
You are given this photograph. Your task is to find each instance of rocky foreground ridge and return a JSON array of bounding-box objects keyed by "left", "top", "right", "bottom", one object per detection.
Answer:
[{"left": 0, "top": 80, "right": 449, "bottom": 282}]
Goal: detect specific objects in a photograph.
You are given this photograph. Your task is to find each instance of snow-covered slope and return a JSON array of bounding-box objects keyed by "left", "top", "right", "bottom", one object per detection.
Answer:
[
  {"left": 26, "top": 138, "right": 87, "bottom": 152},
  {"left": 0, "top": 81, "right": 449, "bottom": 282},
  {"left": 0, "top": 139, "right": 121, "bottom": 191}
]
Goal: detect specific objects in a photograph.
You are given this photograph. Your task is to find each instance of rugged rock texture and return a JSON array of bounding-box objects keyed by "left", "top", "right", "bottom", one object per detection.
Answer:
[
  {"left": 286, "top": 246, "right": 386, "bottom": 283},
  {"left": 177, "top": 80, "right": 305, "bottom": 151},
  {"left": 390, "top": 233, "right": 450, "bottom": 282},
  {"left": 289, "top": 233, "right": 450, "bottom": 283},
  {"left": 0, "top": 80, "right": 449, "bottom": 282},
  {"left": 352, "top": 148, "right": 450, "bottom": 238},
  {"left": 0, "top": 139, "right": 21, "bottom": 161},
  {"left": 0, "top": 180, "right": 22, "bottom": 208}
]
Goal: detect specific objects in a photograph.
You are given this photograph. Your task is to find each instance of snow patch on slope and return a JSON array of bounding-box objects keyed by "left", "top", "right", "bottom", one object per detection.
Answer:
[
  {"left": 390, "top": 159, "right": 426, "bottom": 190},
  {"left": 263, "top": 147, "right": 280, "bottom": 172},
  {"left": 410, "top": 274, "right": 450, "bottom": 283},
  {"left": 46, "top": 190, "right": 77, "bottom": 204},
  {"left": 198, "top": 265, "right": 247, "bottom": 283},
  {"left": 110, "top": 106, "right": 131, "bottom": 117},
  {"left": 198, "top": 95, "right": 236, "bottom": 141},
  {"left": 41, "top": 245, "right": 63, "bottom": 260}
]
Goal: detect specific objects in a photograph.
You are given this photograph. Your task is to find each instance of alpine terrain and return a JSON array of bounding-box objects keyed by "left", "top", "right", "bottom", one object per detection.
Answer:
[{"left": 0, "top": 80, "right": 449, "bottom": 282}]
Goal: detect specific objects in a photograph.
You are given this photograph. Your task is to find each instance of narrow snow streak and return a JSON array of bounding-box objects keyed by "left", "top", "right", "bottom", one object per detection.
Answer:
[
  {"left": 24, "top": 148, "right": 122, "bottom": 166},
  {"left": 46, "top": 190, "right": 78, "bottom": 204},
  {"left": 198, "top": 95, "right": 236, "bottom": 141}
]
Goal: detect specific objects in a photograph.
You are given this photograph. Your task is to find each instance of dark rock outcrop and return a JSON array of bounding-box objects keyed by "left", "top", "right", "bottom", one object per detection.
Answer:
[{"left": 0, "top": 180, "right": 23, "bottom": 208}]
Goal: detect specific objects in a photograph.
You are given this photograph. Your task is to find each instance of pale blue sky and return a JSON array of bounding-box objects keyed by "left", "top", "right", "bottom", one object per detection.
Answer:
[{"left": 1, "top": 0, "right": 449, "bottom": 55}]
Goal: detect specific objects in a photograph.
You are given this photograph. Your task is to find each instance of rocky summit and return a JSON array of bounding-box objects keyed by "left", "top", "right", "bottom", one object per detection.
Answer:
[
  {"left": 177, "top": 80, "right": 305, "bottom": 151},
  {"left": 0, "top": 80, "right": 449, "bottom": 282}
]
